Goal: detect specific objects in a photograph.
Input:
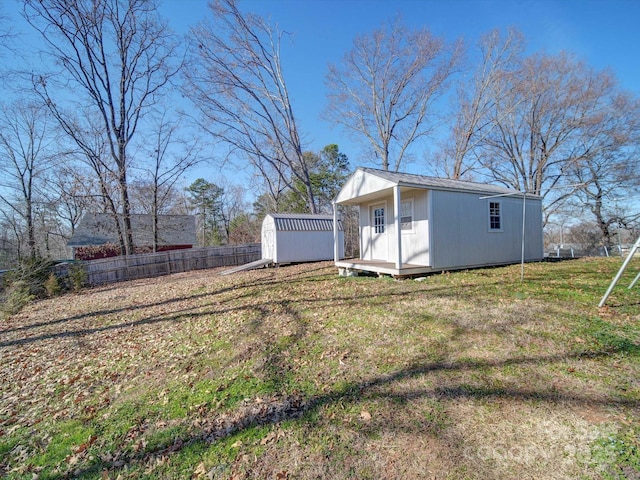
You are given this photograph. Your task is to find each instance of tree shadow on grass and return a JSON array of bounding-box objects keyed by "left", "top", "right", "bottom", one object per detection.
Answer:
[
  {"left": 0, "top": 275, "right": 506, "bottom": 348},
  {"left": 68, "top": 339, "right": 639, "bottom": 479},
  {"left": 4, "top": 261, "right": 638, "bottom": 478},
  {"left": 0, "top": 263, "right": 336, "bottom": 335}
]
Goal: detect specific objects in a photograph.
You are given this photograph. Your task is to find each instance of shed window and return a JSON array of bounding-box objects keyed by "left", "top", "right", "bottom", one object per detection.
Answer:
[
  {"left": 373, "top": 206, "right": 385, "bottom": 234},
  {"left": 401, "top": 199, "right": 413, "bottom": 231},
  {"left": 489, "top": 201, "right": 502, "bottom": 231}
]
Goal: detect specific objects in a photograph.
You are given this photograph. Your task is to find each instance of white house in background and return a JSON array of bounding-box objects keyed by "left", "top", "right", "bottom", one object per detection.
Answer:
[
  {"left": 262, "top": 213, "right": 344, "bottom": 264},
  {"left": 333, "top": 167, "right": 543, "bottom": 277}
]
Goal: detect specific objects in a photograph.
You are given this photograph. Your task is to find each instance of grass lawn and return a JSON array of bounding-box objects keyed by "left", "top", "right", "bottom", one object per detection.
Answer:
[{"left": 0, "top": 257, "right": 638, "bottom": 479}]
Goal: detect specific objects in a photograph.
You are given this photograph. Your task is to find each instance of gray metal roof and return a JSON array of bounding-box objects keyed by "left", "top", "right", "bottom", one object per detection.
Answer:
[
  {"left": 267, "top": 213, "right": 343, "bottom": 232},
  {"left": 357, "top": 167, "right": 537, "bottom": 197},
  {"left": 67, "top": 213, "right": 197, "bottom": 247}
]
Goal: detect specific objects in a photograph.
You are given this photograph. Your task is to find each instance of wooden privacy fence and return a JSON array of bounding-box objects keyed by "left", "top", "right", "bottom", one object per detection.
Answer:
[{"left": 79, "top": 244, "right": 261, "bottom": 285}]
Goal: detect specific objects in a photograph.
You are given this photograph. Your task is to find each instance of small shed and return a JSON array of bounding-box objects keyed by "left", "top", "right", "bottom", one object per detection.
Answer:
[
  {"left": 333, "top": 167, "right": 543, "bottom": 276},
  {"left": 68, "top": 213, "right": 197, "bottom": 260},
  {"left": 261, "top": 213, "right": 344, "bottom": 264}
]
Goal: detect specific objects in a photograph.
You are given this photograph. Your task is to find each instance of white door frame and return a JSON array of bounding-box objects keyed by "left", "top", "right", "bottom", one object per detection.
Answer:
[{"left": 368, "top": 201, "right": 388, "bottom": 261}]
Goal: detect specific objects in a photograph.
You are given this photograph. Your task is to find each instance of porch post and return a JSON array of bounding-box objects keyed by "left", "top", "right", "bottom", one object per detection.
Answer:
[
  {"left": 394, "top": 185, "right": 402, "bottom": 270},
  {"left": 333, "top": 201, "right": 339, "bottom": 263}
]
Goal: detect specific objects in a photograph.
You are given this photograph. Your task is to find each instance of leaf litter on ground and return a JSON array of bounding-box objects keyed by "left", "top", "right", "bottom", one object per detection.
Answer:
[{"left": 0, "top": 259, "right": 638, "bottom": 479}]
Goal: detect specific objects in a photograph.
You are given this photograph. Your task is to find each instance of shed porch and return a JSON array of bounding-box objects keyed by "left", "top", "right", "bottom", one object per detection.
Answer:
[{"left": 335, "top": 258, "right": 435, "bottom": 277}]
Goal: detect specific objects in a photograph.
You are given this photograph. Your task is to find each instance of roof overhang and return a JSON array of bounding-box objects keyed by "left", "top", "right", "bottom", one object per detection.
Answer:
[
  {"left": 334, "top": 168, "right": 396, "bottom": 205},
  {"left": 334, "top": 167, "right": 541, "bottom": 205}
]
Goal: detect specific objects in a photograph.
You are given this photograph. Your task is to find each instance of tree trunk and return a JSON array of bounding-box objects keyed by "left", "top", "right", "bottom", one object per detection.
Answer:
[
  {"left": 25, "top": 197, "right": 37, "bottom": 259},
  {"left": 152, "top": 185, "right": 159, "bottom": 253},
  {"left": 118, "top": 139, "right": 134, "bottom": 255}
]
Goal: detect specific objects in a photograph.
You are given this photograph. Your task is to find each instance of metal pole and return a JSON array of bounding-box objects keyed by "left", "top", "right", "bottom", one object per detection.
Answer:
[
  {"left": 479, "top": 190, "right": 529, "bottom": 281},
  {"left": 333, "top": 202, "right": 339, "bottom": 263},
  {"left": 599, "top": 235, "right": 640, "bottom": 307},
  {"left": 629, "top": 271, "right": 640, "bottom": 289},
  {"left": 521, "top": 192, "right": 526, "bottom": 282}
]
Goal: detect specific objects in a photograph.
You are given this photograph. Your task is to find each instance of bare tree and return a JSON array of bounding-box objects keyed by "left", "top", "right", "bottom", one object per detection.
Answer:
[
  {"left": 218, "top": 182, "right": 249, "bottom": 244},
  {"left": 250, "top": 159, "right": 292, "bottom": 216},
  {"left": 566, "top": 91, "right": 640, "bottom": 247},
  {"left": 437, "top": 28, "right": 525, "bottom": 179},
  {"left": 0, "top": 6, "right": 16, "bottom": 61},
  {"left": 0, "top": 214, "right": 22, "bottom": 267},
  {"left": 133, "top": 112, "right": 202, "bottom": 251},
  {"left": 228, "top": 212, "right": 260, "bottom": 245},
  {"left": 325, "top": 17, "right": 461, "bottom": 172},
  {"left": 477, "top": 53, "right": 623, "bottom": 224},
  {"left": 50, "top": 113, "right": 130, "bottom": 254},
  {"left": 184, "top": 0, "right": 318, "bottom": 213},
  {"left": 567, "top": 221, "right": 603, "bottom": 254},
  {"left": 43, "top": 164, "right": 103, "bottom": 238},
  {"left": 24, "top": 0, "right": 181, "bottom": 255},
  {"left": 0, "top": 101, "right": 55, "bottom": 259}
]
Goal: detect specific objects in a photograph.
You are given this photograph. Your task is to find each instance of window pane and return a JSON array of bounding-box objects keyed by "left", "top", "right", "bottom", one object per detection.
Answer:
[
  {"left": 374, "top": 207, "right": 385, "bottom": 233},
  {"left": 401, "top": 200, "right": 412, "bottom": 231},
  {"left": 489, "top": 201, "right": 501, "bottom": 230}
]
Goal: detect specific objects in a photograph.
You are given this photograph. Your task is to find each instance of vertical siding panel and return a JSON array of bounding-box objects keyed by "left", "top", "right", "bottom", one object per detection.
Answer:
[
  {"left": 262, "top": 213, "right": 345, "bottom": 264},
  {"left": 430, "top": 191, "right": 543, "bottom": 269},
  {"left": 399, "top": 189, "right": 430, "bottom": 266}
]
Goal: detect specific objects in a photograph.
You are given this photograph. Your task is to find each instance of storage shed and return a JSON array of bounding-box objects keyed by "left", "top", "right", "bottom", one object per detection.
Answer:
[
  {"left": 262, "top": 213, "right": 344, "bottom": 264},
  {"left": 333, "top": 167, "right": 543, "bottom": 276}
]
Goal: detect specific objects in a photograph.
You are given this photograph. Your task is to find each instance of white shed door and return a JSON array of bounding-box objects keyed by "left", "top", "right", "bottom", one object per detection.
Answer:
[
  {"left": 369, "top": 203, "right": 387, "bottom": 261},
  {"left": 262, "top": 228, "right": 275, "bottom": 261}
]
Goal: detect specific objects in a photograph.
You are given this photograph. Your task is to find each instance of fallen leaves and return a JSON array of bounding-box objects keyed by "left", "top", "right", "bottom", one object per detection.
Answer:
[
  {"left": 192, "top": 461, "right": 208, "bottom": 478},
  {"left": 200, "top": 393, "right": 306, "bottom": 444},
  {"left": 1, "top": 259, "right": 639, "bottom": 479},
  {"left": 73, "top": 434, "right": 98, "bottom": 454},
  {"left": 260, "top": 428, "right": 286, "bottom": 445},
  {"left": 65, "top": 434, "right": 98, "bottom": 468}
]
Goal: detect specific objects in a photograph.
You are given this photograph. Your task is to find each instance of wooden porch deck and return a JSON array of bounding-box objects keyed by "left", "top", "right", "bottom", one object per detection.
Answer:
[{"left": 335, "top": 258, "right": 435, "bottom": 277}]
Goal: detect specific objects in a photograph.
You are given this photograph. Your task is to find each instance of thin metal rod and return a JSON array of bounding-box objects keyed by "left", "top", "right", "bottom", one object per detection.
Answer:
[
  {"left": 480, "top": 191, "right": 527, "bottom": 282},
  {"left": 629, "top": 271, "right": 640, "bottom": 289},
  {"left": 521, "top": 192, "right": 526, "bottom": 282},
  {"left": 599, "top": 235, "right": 640, "bottom": 307}
]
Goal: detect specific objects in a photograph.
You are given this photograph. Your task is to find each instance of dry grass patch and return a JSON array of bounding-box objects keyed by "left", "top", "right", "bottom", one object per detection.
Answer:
[
  {"left": 0, "top": 258, "right": 638, "bottom": 479},
  {"left": 451, "top": 401, "right": 610, "bottom": 480}
]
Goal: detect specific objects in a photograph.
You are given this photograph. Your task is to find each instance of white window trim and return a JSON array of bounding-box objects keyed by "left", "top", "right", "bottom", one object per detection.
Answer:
[
  {"left": 400, "top": 197, "right": 415, "bottom": 234},
  {"left": 370, "top": 202, "right": 386, "bottom": 234},
  {"left": 488, "top": 199, "right": 503, "bottom": 232}
]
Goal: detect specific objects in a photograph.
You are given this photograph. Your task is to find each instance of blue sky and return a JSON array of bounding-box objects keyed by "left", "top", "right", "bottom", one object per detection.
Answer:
[
  {"left": 160, "top": 0, "right": 640, "bottom": 172},
  {"left": 3, "top": 0, "right": 639, "bottom": 182}
]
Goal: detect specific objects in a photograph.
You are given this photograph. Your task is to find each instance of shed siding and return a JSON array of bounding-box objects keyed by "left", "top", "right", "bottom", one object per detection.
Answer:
[
  {"left": 358, "top": 189, "right": 430, "bottom": 266},
  {"left": 358, "top": 204, "right": 371, "bottom": 259},
  {"left": 275, "top": 231, "right": 344, "bottom": 263},
  {"left": 359, "top": 202, "right": 371, "bottom": 260},
  {"left": 398, "top": 189, "right": 429, "bottom": 266},
  {"left": 261, "top": 216, "right": 276, "bottom": 261},
  {"left": 335, "top": 168, "right": 396, "bottom": 204},
  {"left": 261, "top": 213, "right": 344, "bottom": 264},
  {"left": 430, "top": 190, "right": 543, "bottom": 269}
]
